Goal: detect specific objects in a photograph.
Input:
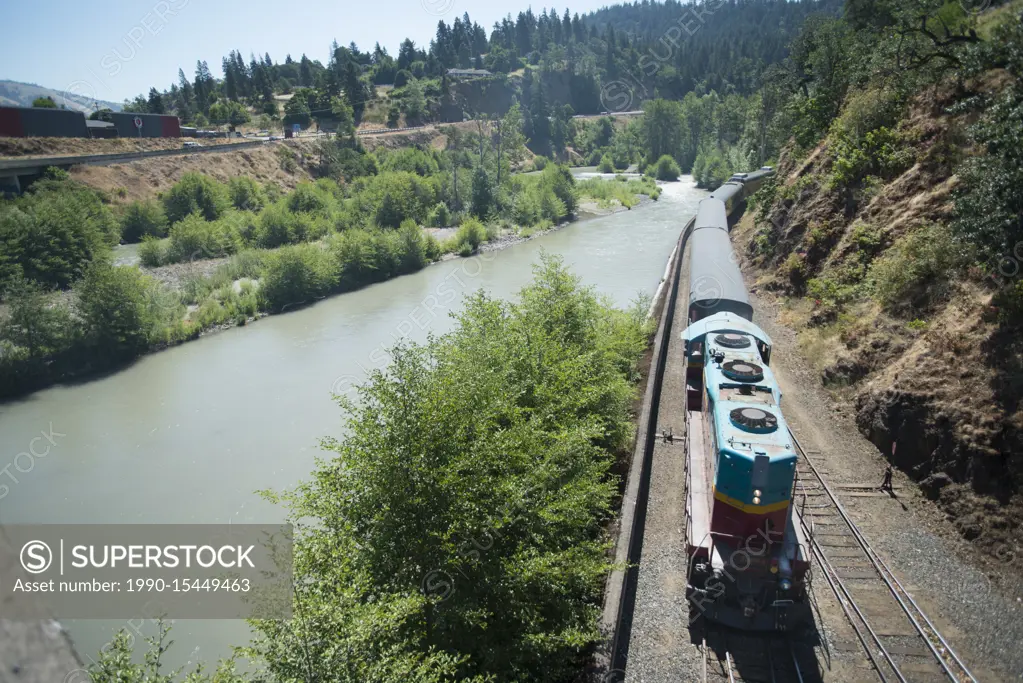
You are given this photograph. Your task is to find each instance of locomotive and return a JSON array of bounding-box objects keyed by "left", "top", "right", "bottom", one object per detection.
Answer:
[{"left": 682, "top": 167, "right": 812, "bottom": 631}]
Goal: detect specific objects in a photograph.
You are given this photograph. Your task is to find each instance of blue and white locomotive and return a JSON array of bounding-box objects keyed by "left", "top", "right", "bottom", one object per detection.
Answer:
[{"left": 682, "top": 167, "right": 812, "bottom": 631}]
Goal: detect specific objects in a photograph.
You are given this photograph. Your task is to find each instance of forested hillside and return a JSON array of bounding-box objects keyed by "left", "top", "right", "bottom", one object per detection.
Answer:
[{"left": 120, "top": 0, "right": 838, "bottom": 154}]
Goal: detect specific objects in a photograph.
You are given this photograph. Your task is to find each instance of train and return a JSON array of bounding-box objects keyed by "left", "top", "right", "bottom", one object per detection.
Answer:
[
  {"left": 0, "top": 106, "right": 182, "bottom": 139},
  {"left": 682, "top": 166, "right": 813, "bottom": 632}
]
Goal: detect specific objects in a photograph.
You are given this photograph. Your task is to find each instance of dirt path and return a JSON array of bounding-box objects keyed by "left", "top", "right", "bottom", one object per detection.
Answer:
[{"left": 750, "top": 288, "right": 1020, "bottom": 682}]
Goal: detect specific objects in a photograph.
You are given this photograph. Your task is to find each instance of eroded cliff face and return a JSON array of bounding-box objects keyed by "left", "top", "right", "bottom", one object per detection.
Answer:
[{"left": 734, "top": 75, "right": 1023, "bottom": 565}]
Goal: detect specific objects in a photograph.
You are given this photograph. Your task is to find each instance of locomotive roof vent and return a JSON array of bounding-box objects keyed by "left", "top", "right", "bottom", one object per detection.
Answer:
[
  {"left": 730, "top": 407, "right": 779, "bottom": 433},
  {"left": 715, "top": 333, "right": 751, "bottom": 349},
  {"left": 721, "top": 360, "right": 764, "bottom": 382}
]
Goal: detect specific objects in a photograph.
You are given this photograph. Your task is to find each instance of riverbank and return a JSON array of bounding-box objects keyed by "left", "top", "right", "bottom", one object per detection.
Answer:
[{"left": 0, "top": 180, "right": 663, "bottom": 403}]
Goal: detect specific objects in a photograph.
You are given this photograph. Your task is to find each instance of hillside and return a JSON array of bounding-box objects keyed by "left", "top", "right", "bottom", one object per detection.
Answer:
[
  {"left": 0, "top": 79, "right": 122, "bottom": 113},
  {"left": 728, "top": 7, "right": 1023, "bottom": 579}
]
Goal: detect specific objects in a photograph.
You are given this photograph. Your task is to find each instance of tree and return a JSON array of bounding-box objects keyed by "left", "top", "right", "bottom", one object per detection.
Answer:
[
  {"left": 76, "top": 263, "right": 160, "bottom": 360},
  {"left": 330, "top": 97, "right": 355, "bottom": 137},
  {"left": 470, "top": 166, "right": 493, "bottom": 218},
  {"left": 403, "top": 79, "right": 427, "bottom": 124},
  {"left": 31, "top": 96, "right": 57, "bottom": 108},
  {"left": 120, "top": 200, "right": 169, "bottom": 242},
  {"left": 162, "top": 172, "right": 230, "bottom": 223},
  {"left": 146, "top": 87, "right": 165, "bottom": 114},
  {"left": 0, "top": 177, "right": 117, "bottom": 290},
  {"left": 0, "top": 278, "right": 76, "bottom": 361},
  {"left": 640, "top": 99, "right": 686, "bottom": 166},
  {"left": 284, "top": 95, "right": 312, "bottom": 128},
  {"left": 299, "top": 54, "right": 314, "bottom": 87}
]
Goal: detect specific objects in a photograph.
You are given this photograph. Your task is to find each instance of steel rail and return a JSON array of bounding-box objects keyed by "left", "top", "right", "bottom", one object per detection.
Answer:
[
  {"left": 789, "top": 642, "right": 806, "bottom": 683},
  {"left": 790, "top": 429, "right": 977, "bottom": 683}
]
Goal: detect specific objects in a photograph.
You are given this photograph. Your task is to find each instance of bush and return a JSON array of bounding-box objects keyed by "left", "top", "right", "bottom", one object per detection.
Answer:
[
  {"left": 539, "top": 163, "right": 578, "bottom": 216},
  {"left": 396, "top": 220, "right": 429, "bottom": 272},
  {"left": 255, "top": 203, "right": 313, "bottom": 248},
  {"left": 654, "top": 154, "right": 682, "bottom": 181},
  {"left": 138, "top": 236, "right": 168, "bottom": 267},
  {"left": 76, "top": 263, "right": 165, "bottom": 360},
  {"left": 454, "top": 217, "right": 486, "bottom": 253},
  {"left": 598, "top": 154, "right": 615, "bottom": 173},
  {"left": 0, "top": 179, "right": 117, "bottom": 290},
  {"left": 532, "top": 155, "right": 548, "bottom": 171},
  {"left": 120, "top": 200, "right": 169, "bottom": 243},
  {"left": 163, "top": 172, "right": 230, "bottom": 223},
  {"left": 0, "top": 278, "right": 77, "bottom": 362},
  {"left": 587, "top": 149, "right": 604, "bottom": 166},
  {"left": 868, "top": 223, "right": 963, "bottom": 311},
  {"left": 427, "top": 201, "right": 451, "bottom": 227},
  {"left": 165, "top": 214, "right": 240, "bottom": 263},
  {"left": 259, "top": 243, "right": 338, "bottom": 312},
  {"left": 363, "top": 171, "right": 439, "bottom": 228},
  {"left": 227, "top": 177, "right": 267, "bottom": 212},
  {"left": 248, "top": 255, "right": 647, "bottom": 682},
  {"left": 378, "top": 147, "right": 441, "bottom": 176},
  {"left": 286, "top": 182, "right": 336, "bottom": 215}
]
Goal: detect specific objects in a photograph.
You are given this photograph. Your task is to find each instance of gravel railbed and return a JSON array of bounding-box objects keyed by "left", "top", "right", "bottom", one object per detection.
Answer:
[{"left": 625, "top": 240, "right": 704, "bottom": 682}]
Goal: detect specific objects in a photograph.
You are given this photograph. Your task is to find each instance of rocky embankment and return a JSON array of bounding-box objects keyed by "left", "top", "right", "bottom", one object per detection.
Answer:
[{"left": 732, "top": 80, "right": 1023, "bottom": 587}]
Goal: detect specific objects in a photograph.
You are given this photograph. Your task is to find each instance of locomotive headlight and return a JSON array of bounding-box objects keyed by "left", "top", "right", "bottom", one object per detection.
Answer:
[
  {"left": 753, "top": 489, "right": 762, "bottom": 497},
  {"left": 779, "top": 578, "right": 792, "bottom": 591},
  {"left": 752, "top": 496, "right": 761, "bottom": 505}
]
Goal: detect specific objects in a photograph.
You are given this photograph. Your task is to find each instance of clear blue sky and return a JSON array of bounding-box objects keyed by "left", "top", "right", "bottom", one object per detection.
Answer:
[{"left": 1, "top": 0, "right": 614, "bottom": 104}]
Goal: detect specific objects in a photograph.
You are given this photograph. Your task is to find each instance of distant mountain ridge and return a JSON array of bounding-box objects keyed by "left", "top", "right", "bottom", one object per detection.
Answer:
[{"left": 0, "top": 80, "right": 122, "bottom": 113}]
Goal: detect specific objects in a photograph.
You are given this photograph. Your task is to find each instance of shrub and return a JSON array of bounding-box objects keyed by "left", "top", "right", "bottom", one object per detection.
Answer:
[
  {"left": 255, "top": 203, "right": 313, "bottom": 248},
  {"left": 259, "top": 243, "right": 338, "bottom": 312},
  {"left": 654, "top": 154, "right": 682, "bottom": 181},
  {"left": 163, "top": 173, "right": 230, "bottom": 223},
  {"left": 0, "top": 179, "right": 117, "bottom": 290},
  {"left": 363, "top": 171, "right": 439, "bottom": 228},
  {"left": 598, "top": 154, "right": 615, "bottom": 173},
  {"left": 120, "top": 200, "right": 169, "bottom": 243},
  {"left": 227, "top": 177, "right": 267, "bottom": 212},
  {"left": 427, "top": 201, "right": 451, "bottom": 227},
  {"left": 165, "top": 214, "right": 240, "bottom": 263},
  {"left": 587, "top": 149, "right": 604, "bottom": 166},
  {"left": 0, "top": 278, "right": 77, "bottom": 361},
  {"left": 539, "top": 163, "right": 578, "bottom": 216},
  {"left": 76, "top": 263, "right": 165, "bottom": 360},
  {"left": 378, "top": 147, "right": 441, "bottom": 177},
  {"left": 247, "top": 255, "right": 646, "bottom": 682},
  {"left": 868, "top": 223, "right": 963, "bottom": 310},
  {"left": 286, "top": 182, "right": 336, "bottom": 215},
  {"left": 454, "top": 217, "right": 486, "bottom": 253},
  {"left": 532, "top": 155, "right": 548, "bottom": 171},
  {"left": 396, "top": 220, "right": 429, "bottom": 272},
  {"left": 138, "top": 237, "right": 168, "bottom": 267}
]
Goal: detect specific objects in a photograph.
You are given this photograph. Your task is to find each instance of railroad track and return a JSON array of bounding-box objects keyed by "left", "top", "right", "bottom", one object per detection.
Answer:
[
  {"left": 701, "top": 630, "right": 810, "bottom": 683},
  {"left": 790, "top": 430, "right": 978, "bottom": 683}
]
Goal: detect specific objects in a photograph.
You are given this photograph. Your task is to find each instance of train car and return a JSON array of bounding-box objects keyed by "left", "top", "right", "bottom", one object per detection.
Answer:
[
  {"left": 0, "top": 106, "right": 89, "bottom": 138},
  {"left": 688, "top": 199, "right": 753, "bottom": 324},
  {"left": 106, "top": 112, "right": 181, "bottom": 138},
  {"left": 707, "top": 181, "right": 745, "bottom": 216},
  {"left": 682, "top": 313, "right": 811, "bottom": 631}
]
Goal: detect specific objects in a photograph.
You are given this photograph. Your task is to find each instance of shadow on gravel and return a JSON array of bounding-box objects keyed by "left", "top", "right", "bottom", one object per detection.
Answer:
[{"left": 690, "top": 619, "right": 826, "bottom": 682}]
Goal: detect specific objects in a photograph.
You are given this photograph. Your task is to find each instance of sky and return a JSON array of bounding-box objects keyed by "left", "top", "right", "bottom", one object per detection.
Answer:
[{"left": 1, "top": 0, "right": 615, "bottom": 104}]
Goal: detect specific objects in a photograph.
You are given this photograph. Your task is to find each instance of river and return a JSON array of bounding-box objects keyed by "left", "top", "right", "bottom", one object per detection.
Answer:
[{"left": 0, "top": 176, "right": 708, "bottom": 671}]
